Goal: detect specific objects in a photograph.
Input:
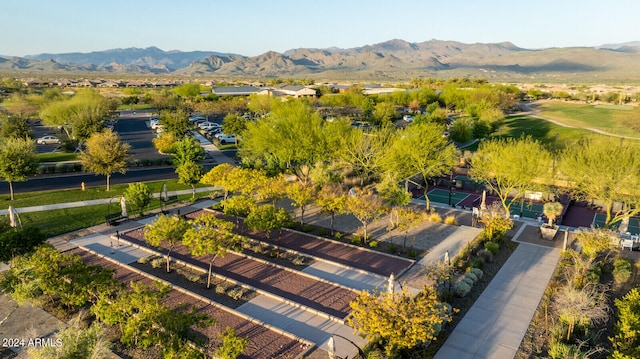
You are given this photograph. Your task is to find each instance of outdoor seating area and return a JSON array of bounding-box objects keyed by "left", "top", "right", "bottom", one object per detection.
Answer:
[{"left": 619, "top": 232, "right": 640, "bottom": 251}]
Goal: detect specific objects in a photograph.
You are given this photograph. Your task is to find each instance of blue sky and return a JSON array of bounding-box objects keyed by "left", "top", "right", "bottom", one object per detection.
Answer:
[{"left": 3, "top": 0, "right": 640, "bottom": 57}]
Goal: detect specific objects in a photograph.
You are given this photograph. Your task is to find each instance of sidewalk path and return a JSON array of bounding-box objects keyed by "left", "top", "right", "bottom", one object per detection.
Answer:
[
  {"left": 0, "top": 187, "right": 219, "bottom": 215},
  {"left": 434, "top": 224, "right": 561, "bottom": 359}
]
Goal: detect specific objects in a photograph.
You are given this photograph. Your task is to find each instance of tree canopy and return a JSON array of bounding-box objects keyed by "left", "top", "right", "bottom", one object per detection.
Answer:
[
  {"left": 79, "top": 130, "right": 131, "bottom": 191},
  {"left": 0, "top": 137, "right": 39, "bottom": 200},
  {"left": 469, "top": 136, "right": 551, "bottom": 217},
  {"left": 559, "top": 136, "right": 640, "bottom": 227}
]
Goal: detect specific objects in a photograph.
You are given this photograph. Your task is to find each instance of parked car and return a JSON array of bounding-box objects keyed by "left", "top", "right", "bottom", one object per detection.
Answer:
[
  {"left": 37, "top": 135, "right": 61, "bottom": 145},
  {"left": 198, "top": 122, "right": 221, "bottom": 130},
  {"left": 188, "top": 116, "right": 206, "bottom": 124},
  {"left": 150, "top": 118, "right": 160, "bottom": 129},
  {"left": 218, "top": 134, "right": 239, "bottom": 144},
  {"left": 402, "top": 115, "right": 414, "bottom": 122},
  {"left": 206, "top": 128, "right": 222, "bottom": 137}
]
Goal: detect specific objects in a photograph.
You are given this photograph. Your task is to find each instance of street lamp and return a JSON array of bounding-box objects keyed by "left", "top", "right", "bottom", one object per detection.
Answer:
[{"left": 448, "top": 174, "right": 456, "bottom": 207}]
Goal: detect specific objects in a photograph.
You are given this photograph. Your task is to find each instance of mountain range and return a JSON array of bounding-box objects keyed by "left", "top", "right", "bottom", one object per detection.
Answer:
[{"left": 2, "top": 39, "right": 640, "bottom": 81}]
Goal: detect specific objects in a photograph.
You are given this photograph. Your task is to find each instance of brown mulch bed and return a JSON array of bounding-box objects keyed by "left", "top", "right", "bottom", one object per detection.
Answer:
[
  {"left": 71, "top": 248, "right": 307, "bottom": 359},
  {"left": 120, "top": 228, "right": 357, "bottom": 319},
  {"left": 188, "top": 209, "right": 414, "bottom": 277}
]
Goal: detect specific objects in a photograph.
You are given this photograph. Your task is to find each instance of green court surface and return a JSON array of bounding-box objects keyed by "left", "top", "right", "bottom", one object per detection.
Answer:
[
  {"left": 506, "top": 200, "right": 544, "bottom": 219},
  {"left": 592, "top": 213, "right": 640, "bottom": 235},
  {"left": 421, "top": 188, "right": 470, "bottom": 205}
]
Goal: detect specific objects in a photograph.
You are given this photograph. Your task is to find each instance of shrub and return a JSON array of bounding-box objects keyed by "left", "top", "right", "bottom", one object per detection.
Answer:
[
  {"left": 469, "top": 258, "right": 485, "bottom": 269},
  {"left": 368, "top": 240, "right": 379, "bottom": 248},
  {"left": 427, "top": 212, "right": 443, "bottom": 223},
  {"left": 228, "top": 287, "right": 245, "bottom": 300},
  {"left": 484, "top": 241, "right": 500, "bottom": 255},
  {"left": 408, "top": 250, "right": 418, "bottom": 258},
  {"left": 137, "top": 256, "right": 150, "bottom": 264},
  {"left": 477, "top": 249, "right": 493, "bottom": 263},
  {"left": 291, "top": 256, "right": 306, "bottom": 266},
  {"left": 471, "top": 268, "right": 483, "bottom": 280},
  {"left": 317, "top": 228, "right": 329, "bottom": 237},
  {"left": 462, "top": 276, "right": 474, "bottom": 286},
  {"left": 455, "top": 281, "right": 471, "bottom": 297},
  {"left": 613, "top": 258, "right": 632, "bottom": 284},
  {"left": 334, "top": 232, "right": 343, "bottom": 240},
  {"left": 350, "top": 235, "right": 361, "bottom": 245},
  {"left": 302, "top": 224, "right": 313, "bottom": 233},
  {"left": 465, "top": 272, "right": 478, "bottom": 284},
  {"left": 186, "top": 274, "right": 201, "bottom": 283},
  {"left": 216, "top": 283, "right": 230, "bottom": 295},
  {"left": 444, "top": 215, "right": 458, "bottom": 225},
  {"left": 387, "top": 244, "right": 397, "bottom": 254},
  {"left": 150, "top": 258, "right": 164, "bottom": 269}
]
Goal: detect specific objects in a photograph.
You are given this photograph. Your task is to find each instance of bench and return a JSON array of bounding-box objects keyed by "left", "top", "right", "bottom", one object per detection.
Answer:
[{"left": 105, "top": 213, "right": 127, "bottom": 226}]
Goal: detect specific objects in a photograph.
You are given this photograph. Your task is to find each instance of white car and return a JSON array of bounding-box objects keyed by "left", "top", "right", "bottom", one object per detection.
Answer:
[
  {"left": 217, "top": 134, "right": 239, "bottom": 144},
  {"left": 403, "top": 115, "right": 414, "bottom": 122},
  {"left": 150, "top": 119, "right": 160, "bottom": 129},
  {"left": 37, "top": 135, "right": 61, "bottom": 145},
  {"left": 198, "top": 122, "right": 221, "bottom": 130}
]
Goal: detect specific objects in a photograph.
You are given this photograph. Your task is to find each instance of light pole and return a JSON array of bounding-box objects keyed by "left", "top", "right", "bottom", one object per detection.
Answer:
[{"left": 448, "top": 173, "right": 456, "bottom": 207}]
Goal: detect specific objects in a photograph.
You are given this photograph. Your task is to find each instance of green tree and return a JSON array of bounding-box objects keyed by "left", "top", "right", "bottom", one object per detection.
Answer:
[
  {"left": 201, "top": 163, "right": 235, "bottom": 199},
  {"left": 347, "top": 286, "right": 453, "bottom": 357},
  {"left": 346, "top": 188, "right": 386, "bottom": 244},
  {"left": 0, "top": 227, "right": 46, "bottom": 262},
  {"left": 124, "top": 182, "right": 152, "bottom": 216},
  {"left": 92, "top": 281, "right": 212, "bottom": 354},
  {"left": 559, "top": 136, "right": 640, "bottom": 227},
  {"left": 0, "top": 115, "right": 31, "bottom": 139},
  {"left": 183, "top": 214, "right": 243, "bottom": 288},
  {"left": 255, "top": 174, "right": 288, "bottom": 206},
  {"left": 29, "top": 313, "right": 112, "bottom": 359},
  {"left": 176, "top": 161, "right": 203, "bottom": 200},
  {"left": 221, "top": 194, "right": 257, "bottom": 229},
  {"left": 40, "top": 89, "right": 116, "bottom": 141},
  {"left": 378, "top": 175, "right": 412, "bottom": 230},
  {"left": 610, "top": 288, "right": 640, "bottom": 358},
  {"left": 172, "top": 136, "right": 205, "bottom": 167},
  {"left": 222, "top": 112, "right": 248, "bottom": 139},
  {"left": 381, "top": 122, "right": 457, "bottom": 211},
  {"left": 245, "top": 204, "right": 292, "bottom": 255},
  {"left": 240, "top": 99, "right": 328, "bottom": 176},
  {"left": 0, "top": 137, "right": 39, "bottom": 200},
  {"left": 144, "top": 214, "right": 191, "bottom": 272},
  {"left": 152, "top": 132, "right": 178, "bottom": 154},
  {"left": 215, "top": 327, "right": 248, "bottom": 359},
  {"left": 337, "top": 127, "right": 392, "bottom": 186},
  {"left": 469, "top": 137, "right": 551, "bottom": 218},
  {"left": 449, "top": 117, "right": 474, "bottom": 143},
  {"left": 80, "top": 130, "right": 131, "bottom": 191},
  {"left": 286, "top": 181, "right": 317, "bottom": 225},
  {"left": 395, "top": 207, "right": 423, "bottom": 254},
  {"left": 372, "top": 102, "right": 397, "bottom": 126},
  {"left": 361, "top": 97, "right": 375, "bottom": 117},
  {"left": 160, "top": 109, "right": 193, "bottom": 138},
  {"left": 316, "top": 184, "right": 348, "bottom": 237},
  {"left": 173, "top": 83, "right": 202, "bottom": 98}
]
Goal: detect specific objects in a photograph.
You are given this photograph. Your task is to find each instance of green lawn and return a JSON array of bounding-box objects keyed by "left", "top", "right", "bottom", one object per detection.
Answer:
[
  {"left": 36, "top": 152, "right": 79, "bottom": 162},
  {"left": 498, "top": 115, "right": 597, "bottom": 151},
  {"left": 535, "top": 101, "right": 640, "bottom": 137}
]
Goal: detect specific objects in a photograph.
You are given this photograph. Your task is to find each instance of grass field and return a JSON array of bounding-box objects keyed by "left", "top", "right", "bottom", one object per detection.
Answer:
[
  {"left": 36, "top": 152, "right": 79, "bottom": 162},
  {"left": 0, "top": 179, "right": 211, "bottom": 210},
  {"left": 498, "top": 115, "right": 597, "bottom": 151},
  {"left": 535, "top": 101, "right": 640, "bottom": 137}
]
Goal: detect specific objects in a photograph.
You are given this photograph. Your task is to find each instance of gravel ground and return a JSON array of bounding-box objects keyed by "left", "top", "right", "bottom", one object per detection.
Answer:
[
  {"left": 120, "top": 228, "right": 356, "bottom": 319},
  {"left": 71, "top": 248, "right": 307, "bottom": 359},
  {"left": 187, "top": 209, "right": 414, "bottom": 277}
]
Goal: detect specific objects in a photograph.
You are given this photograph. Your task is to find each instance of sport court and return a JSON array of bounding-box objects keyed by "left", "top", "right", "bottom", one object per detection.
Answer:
[{"left": 592, "top": 213, "right": 640, "bottom": 235}]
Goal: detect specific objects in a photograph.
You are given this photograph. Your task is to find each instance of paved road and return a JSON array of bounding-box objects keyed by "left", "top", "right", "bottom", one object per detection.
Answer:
[{"left": 0, "top": 166, "right": 181, "bottom": 195}]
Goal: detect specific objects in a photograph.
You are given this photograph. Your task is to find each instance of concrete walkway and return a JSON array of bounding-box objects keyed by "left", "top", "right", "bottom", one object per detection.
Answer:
[
  {"left": 0, "top": 187, "right": 219, "bottom": 215},
  {"left": 434, "top": 225, "right": 561, "bottom": 359}
]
